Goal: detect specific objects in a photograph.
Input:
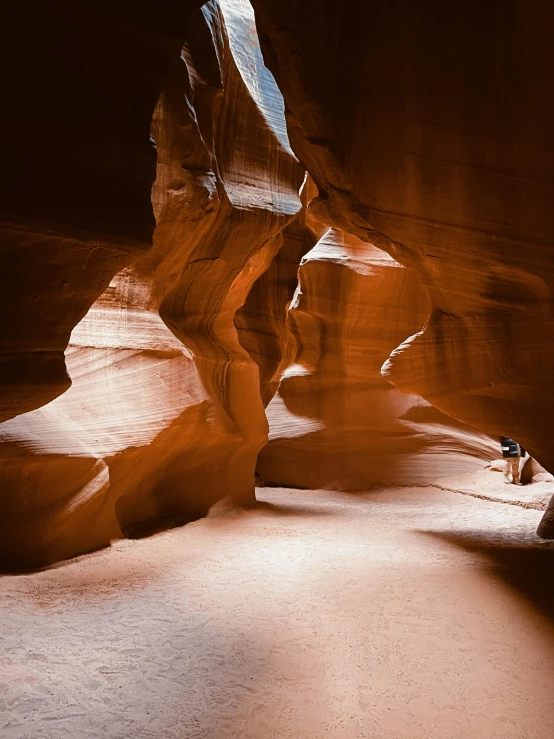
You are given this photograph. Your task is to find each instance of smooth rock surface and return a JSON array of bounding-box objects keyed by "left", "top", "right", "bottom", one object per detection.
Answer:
[
  {"left": 0, "top": 0, "right": 304, "bottom": 569},
  {"left": 149, "top": 0, "right": 304, "bottom": 507},
  {"left": 259, "top": 228, "right": 499, "bottom": 489},
  {"left": 0, "top": 268, "right": 213, "bottom": 568},
  {"left": 251, "top": 0, "right": 554, "bottom": 529},
  {"left": 0, "top": 1, "right": 205, "bottom": 420}
]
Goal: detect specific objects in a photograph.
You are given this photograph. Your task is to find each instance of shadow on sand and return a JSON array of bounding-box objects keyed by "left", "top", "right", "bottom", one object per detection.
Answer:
[
  {"left": 417, "top": 529, "right": 554, "bottom": 627},
  {"left": 255, "top": 500, "right": 334, "bottom": 518}
]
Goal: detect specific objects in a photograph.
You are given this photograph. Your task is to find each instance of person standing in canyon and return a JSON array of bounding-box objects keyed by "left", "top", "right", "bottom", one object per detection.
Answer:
[{"left": 500, "top": 436, "right": 526, "bottom": 485}]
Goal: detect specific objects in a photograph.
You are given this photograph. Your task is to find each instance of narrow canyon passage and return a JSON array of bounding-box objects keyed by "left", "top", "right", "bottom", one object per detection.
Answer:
[
  {"left": 2, "top": 487, "right": 554, "bottom": 739},
  {"left": 3, "top": 3, "right": 554, "bottom": 738}
]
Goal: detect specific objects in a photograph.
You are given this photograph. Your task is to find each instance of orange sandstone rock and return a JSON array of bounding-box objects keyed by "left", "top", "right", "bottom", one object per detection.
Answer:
[
  {"left": 252, "top": 0, "right": 554, "bottom": 532},
  {"left": 149, "top": 0, "right": 304, "bottom": 507},
  {"left": 258, "top": 228, "right": 498, "bottom": 489},
  {"left": 0, "top": 0, "right": 304, "bottom": 568},
  {"left": 0, "top": 1, "right": 205, "bottom": 421}
]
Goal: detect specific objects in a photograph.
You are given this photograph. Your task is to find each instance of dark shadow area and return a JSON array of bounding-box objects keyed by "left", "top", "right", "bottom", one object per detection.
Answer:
[
  {"left": 0, "top": 542, "right": 111, "bottom": 578},
  {"left": 121, "top": 509, "right": 202, "bottom": 539},
  {"left": 255, "top": 500, "right": 334, "bottom": 517},
  {"left": 417, "top": 529, "right": 554, "bottom": 627},
  {"left": 258, "top": 428, "right": 432, "bottom": 490}
]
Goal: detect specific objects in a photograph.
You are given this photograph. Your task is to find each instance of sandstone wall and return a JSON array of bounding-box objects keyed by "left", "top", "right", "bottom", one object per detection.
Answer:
[
  {"left": 0, "top": 269, "right": 208, "bottom": 567},
  {"left": 148, "top": 0, "right": 304, "bottom": 507},
  {"left": 0, "top": 0, "right": 304, "bottom": 568},
  {"left": 0, "top": 1, "right": 206, "bottom": 421},
  {"left": 251, "top": 0, "right": 554, "bottom": 532},
  {"left": 258, "top": 228, "right": 499, "bottom": 489},
  {"left": 4, "top": 0, "right": 553, "bottom": 568}
]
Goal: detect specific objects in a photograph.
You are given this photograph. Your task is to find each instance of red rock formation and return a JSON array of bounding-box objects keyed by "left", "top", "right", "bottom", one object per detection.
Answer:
[
  {"left": 1, "top": 2, "right": 205, "bottom": 422},
  {"left": 0, "top": 0, "right": 305, "bottom": 568},
  {"left": 4, "top": 0, "right": 553, "bottom": 568},
  {"left": 149, "top": 0, "right": 304, "bottom": 507},
  {"left": 251, "top": 0, "right": 554, "bottom": 532},
  {"left": 236, "top": 177, "right": 317, "bottom": 407},
  {"left": 0, "top": 268, "right": 204, "bottom": 567},
  {"left": 258, "top": 228, "right": 499, "bottom": 489},
  {"left": 0, "top": 229, "right": 137, "bottom": 422}
]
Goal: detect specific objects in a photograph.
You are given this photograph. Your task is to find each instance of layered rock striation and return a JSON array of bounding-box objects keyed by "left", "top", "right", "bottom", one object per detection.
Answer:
[
  {"left": 0, "top": 0, "right": 304, "bottom": 568},
  {"left": 0, "top": 1, "right": 207, "bottom": 421},
  {"left": 4, "top": 0, "right": 554, "bottom": 568},
  {"left": 251, "top": 0, "right": 554, "bottom": 532},
  {"left": 259, "top": 228, "right": 499, "bottom": 489},
  {"left": 0, "top": 268, "right": 212, "bottom": 567},
  {"left": 149, "top": 0, "right": 304, "bottom": 506}
]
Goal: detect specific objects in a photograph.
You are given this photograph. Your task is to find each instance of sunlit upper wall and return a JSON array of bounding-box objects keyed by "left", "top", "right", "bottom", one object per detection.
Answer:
[{"left": 218, "top": 0, "right": 295, "bottom": 157}]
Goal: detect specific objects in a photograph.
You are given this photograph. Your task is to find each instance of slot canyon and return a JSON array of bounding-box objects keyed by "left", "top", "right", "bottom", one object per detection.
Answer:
[{"left": 1, "top": 1, "right": 554, "bottom": 737}]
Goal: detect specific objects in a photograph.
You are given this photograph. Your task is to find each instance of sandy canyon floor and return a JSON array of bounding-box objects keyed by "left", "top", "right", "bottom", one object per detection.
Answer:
[{"left": 2, "top": 486, "right": 554, "bottom": 739}]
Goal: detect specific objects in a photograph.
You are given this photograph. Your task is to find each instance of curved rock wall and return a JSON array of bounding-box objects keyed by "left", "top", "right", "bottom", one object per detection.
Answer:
[
  {"left": 250, "top": 0, "right": 554, "bottom": 457},
  {"left": 251, "top": 0, "right": 554, "bottom": 529},
  {"left": 4, "top": 0, "right": 553, "bottom": 568},
  {"left": 258, "top": 228, "right": 499, "bottom": 489},
  {"left": 0, "top": 0, "right": 304, "bottom": 568},
  {"left": 149, "top": 0, "right": 304, "bottom": 506},
  {"left": 0, "top": 1, "right": 206, "bottom": 421},
  {"left": 236, "top": 177, "right": 317, "bottom": 407},
  {"left": 0, "top": 268, "right": 212, "bottom": 568}
]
